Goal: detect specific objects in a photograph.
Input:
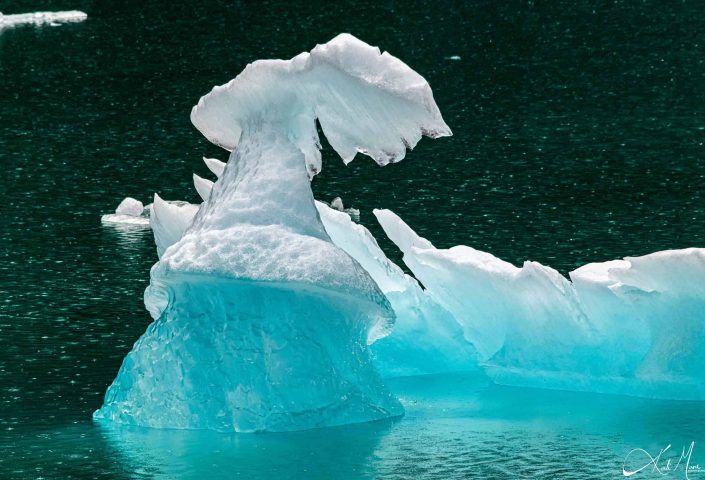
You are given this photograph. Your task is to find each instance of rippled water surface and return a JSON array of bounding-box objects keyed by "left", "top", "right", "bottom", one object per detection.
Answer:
[{"left": 2, "top": 0, "right": 705, "bottom": 478}]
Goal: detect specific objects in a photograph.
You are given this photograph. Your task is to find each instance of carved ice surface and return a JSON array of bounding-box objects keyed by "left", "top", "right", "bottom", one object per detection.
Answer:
[
  {"left": 95, "top": 34, "right": 450, "bottom": 432},
  {"left": 375, "top": 209, "right": 705, "bottom": 400}
]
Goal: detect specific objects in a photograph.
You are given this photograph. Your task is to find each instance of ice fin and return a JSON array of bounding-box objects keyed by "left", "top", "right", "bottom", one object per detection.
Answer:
[
  {"left": 316, "top": 201, "right": 478, "bottom": 376},
  {"left": 193, "top": 174, "right": 214, "bottom": 202},
  {"left": 203, "top": 157, "right": 226, "bottom": 178},
  {"left": 373, "top": 209, "right": 434, "bottom": 253},
  {"left": 149, "top": 194, "right": 199, "bottom": 258}
]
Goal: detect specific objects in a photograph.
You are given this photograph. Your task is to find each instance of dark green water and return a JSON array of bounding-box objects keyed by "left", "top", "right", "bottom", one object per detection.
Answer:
[{"left": 2, "top": 0, "right": 705, "bottom": 478}]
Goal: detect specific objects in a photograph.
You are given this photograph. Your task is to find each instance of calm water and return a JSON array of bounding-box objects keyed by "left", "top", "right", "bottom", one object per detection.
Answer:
[{"left": 2, "top": 0, "right": 705, "bottom": 478}]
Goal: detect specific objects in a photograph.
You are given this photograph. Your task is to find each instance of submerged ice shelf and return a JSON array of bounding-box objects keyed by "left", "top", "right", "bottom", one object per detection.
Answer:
[{"left": 95, "top": 34, "right": 450, "bottom": 432}]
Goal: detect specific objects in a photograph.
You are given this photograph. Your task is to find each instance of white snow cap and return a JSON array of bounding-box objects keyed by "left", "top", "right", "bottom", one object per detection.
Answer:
[{"left": 191, "top": 33, "right": 451, "bottom": 174}]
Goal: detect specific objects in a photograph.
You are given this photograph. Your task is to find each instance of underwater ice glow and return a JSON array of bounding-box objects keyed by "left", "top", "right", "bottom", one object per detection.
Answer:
[{"left": 97, "top": 34, "right": 705, "bottom": 434}]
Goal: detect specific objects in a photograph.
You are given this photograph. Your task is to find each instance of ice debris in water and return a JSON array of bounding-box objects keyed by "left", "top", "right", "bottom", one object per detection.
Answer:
[
  {"left": 375, "top": 209, "right": 705, "bottom": 401},
  {"left": 0, "top": 10, "right": 87, "bottom": 28},
  {"left": 331, "top": 197, "right": 344, "bottom": 211},
  {"left": 94, "top": 33, "right": 451, "bottom": 432},
  {"left": 101, "top": 197, "right": 150, "bottom": 226},
  {"left": 116, "top": 197, "right": 144, "bottom": 217},
  {"left": 323, "top": 196, "right": 360, "bottom": 220}
]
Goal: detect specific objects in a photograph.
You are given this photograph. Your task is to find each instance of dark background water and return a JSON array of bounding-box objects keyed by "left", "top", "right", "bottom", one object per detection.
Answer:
[{"left": 1, "top": 0, "right": 704, "bottom": 478}]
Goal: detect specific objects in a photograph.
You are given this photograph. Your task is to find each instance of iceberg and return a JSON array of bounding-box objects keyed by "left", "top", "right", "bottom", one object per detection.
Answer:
[
  {"left": 375, "top": 209, "right": 705, "bottom": 400},
  {"left": 95, "top": 34, "right": 451, "bottom": 432},
  {"left": 0, "top": 10, "right": 87, "bottom": 28}
]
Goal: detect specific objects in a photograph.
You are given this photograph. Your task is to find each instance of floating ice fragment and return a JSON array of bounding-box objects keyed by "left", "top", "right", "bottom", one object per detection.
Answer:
[
  {"left": 0, "top": 10, "right": 87, "bottom": 29},
  {"left": 331, "top": 197, "right": 344, "bottom": 211},
  {"left": 101, "top": 197, "right": 149, "bottom": 226},
  {"left": 115, "top": 197, "right": 144, "bottom": 217}
]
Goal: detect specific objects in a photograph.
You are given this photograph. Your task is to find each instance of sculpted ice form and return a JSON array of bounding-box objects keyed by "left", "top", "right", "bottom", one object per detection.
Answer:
[{"left": 94, "top": 34, "right": 451, "bottom": 432}]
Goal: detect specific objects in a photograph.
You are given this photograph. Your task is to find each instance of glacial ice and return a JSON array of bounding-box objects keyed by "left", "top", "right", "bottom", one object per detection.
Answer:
[
  {"left": 375, "top": 209, "right": 705, "bottom": 400},
  {"left": 0, "top": 10, "right": 87, "bottom": 28},
  {"left": 331, "top": 197, "right": 345, "bottom": 211},
  {"left": 95, "top": 34, "right": 450, "bottom": 432}
]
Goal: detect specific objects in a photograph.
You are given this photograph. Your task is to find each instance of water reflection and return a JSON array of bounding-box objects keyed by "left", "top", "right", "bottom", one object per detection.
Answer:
[
  {"left": 2, "top": 372, "right": 703, "bottom": 478},
  {"left": 81, "top": 374, "right": 705, "bottom": 479},
  {"left": 100, "top": 221, "right": 153, "bottom": 250},
  {"left": 98, "top": 417, "right": 396, "bottom": 480}
]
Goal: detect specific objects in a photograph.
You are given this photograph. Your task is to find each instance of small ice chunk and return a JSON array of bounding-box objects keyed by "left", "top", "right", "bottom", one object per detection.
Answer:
[
  {"left": 331, "top": 197, "right": 344, "bottom": 211},
  {"left": 0, "top": 10, "right": 87, "bottom": 28},
  {"left": 115, "top": 197, "right": 144, "bottom": 217}
]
